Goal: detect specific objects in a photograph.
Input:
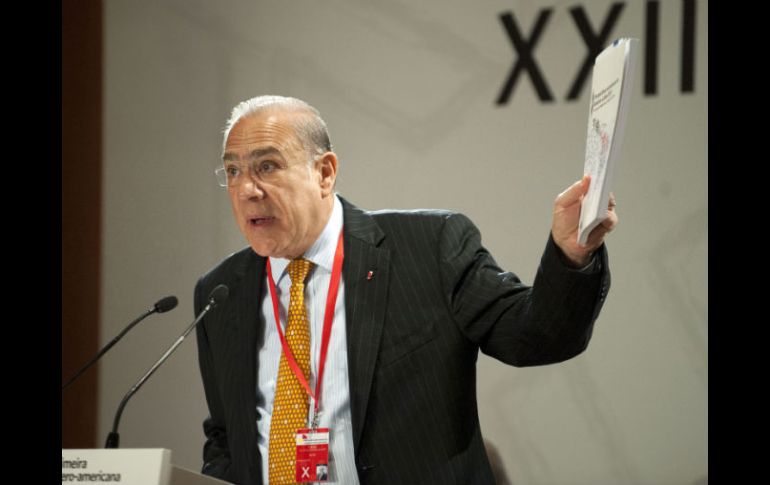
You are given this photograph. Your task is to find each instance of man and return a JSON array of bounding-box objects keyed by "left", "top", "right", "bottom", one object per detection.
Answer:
[
  {"left": 316, "top": 465, "right": 328, "bottom": 481},
  {"left": 195, "top": 95, "right": 615, "bottom": 484}
]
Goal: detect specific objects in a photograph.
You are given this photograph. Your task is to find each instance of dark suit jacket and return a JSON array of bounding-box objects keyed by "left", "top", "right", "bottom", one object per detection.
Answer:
[{"left": 194, "top": 197, "right": 610, "bottom": 485}]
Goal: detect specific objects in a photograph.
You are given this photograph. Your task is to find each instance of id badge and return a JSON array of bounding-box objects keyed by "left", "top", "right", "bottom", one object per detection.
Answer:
[{"left": 295, "top": 428, "right": 330, "bottom": 482}]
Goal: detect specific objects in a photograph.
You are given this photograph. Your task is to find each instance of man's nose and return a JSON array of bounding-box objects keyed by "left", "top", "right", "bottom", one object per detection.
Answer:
[{"left": 237, "top": 177, "right": 265, "bottom": 200}]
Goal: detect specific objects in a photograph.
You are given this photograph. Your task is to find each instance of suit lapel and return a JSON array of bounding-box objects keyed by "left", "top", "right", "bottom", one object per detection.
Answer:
[
  {"left": 339, "top": 197, "right": 391, "bottom": 453},
  {"left": 227, "top": 250, "right": 265, "bottom": 463}
]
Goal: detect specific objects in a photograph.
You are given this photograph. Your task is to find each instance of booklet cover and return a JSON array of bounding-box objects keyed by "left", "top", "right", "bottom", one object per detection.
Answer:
[{"left": 577, "top": 37, "right": 638, "bottom": 246}]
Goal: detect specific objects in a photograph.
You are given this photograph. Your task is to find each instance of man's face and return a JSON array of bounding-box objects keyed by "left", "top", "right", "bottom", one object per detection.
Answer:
[{"left": 223, "top": 110, "right": 335, "bottom": 259}]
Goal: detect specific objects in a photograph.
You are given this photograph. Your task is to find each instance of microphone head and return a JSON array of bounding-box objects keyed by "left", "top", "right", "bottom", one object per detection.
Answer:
[
  {"left": 208, "top": 284, "right": 229, "bottom": 307},
  {"left": 154, "top": 295, "right": 179, "bottom": 313}
]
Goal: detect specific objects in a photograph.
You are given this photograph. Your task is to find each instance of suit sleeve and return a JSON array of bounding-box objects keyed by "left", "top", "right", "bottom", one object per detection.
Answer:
[
  {"left": 195, "top": 278, "right": 232, "bottom": 478},
  {"left": 439, "top": 212, "right": 610, "bottom": 366}
]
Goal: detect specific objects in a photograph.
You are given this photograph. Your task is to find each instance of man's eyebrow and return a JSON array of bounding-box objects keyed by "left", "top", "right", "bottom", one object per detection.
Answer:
[{"left": 222, "top": 147, "right": 282, "bottom": 161}]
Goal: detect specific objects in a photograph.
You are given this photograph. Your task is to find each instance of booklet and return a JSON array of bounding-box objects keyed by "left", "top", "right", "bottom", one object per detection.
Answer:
[{"left": 577, "top": 37, "right": 638, "bottom": 246}]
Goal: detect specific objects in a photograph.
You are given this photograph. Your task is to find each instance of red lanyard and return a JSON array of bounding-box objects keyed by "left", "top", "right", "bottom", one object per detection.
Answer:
[{"left": 265, "top": 229, "right": 344, "bottom": 417}]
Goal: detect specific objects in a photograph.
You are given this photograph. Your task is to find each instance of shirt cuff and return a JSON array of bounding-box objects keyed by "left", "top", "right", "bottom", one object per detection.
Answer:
[{"left": 549, "top": 233, "right": 602, "bottom": 274}]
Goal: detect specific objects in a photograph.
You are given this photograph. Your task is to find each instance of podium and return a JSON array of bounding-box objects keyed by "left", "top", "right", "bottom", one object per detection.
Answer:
[{"left": 61, "top": 449, "right": 232, "bottom": 485}]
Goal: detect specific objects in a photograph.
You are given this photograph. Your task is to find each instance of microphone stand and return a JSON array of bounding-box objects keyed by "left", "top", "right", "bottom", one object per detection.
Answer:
[
  {"left": 62, "top": 296, "right": 178, "bottom": 391},
  {"left": 105, "top": 287, "right": 227, "bottom": 448}
]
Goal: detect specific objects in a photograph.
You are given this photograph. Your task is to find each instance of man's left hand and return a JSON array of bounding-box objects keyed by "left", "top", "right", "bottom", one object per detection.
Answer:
[{"left": 551, "top": 174, "right": 618, "bottom": 267}]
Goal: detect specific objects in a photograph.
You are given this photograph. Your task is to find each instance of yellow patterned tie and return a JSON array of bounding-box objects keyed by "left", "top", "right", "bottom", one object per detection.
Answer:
[{"left": 269, "top": 258, "right": 313, "bottom": 484}]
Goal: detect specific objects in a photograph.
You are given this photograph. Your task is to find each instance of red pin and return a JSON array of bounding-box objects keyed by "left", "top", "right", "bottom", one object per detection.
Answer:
[{"left": 366, "top": 270, "right": 374, "bottom": 281}]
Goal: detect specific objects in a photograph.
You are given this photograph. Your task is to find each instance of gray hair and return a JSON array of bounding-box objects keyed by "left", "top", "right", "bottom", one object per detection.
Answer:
[{"left": 222, "top": 95, "right": 332, "bottom": 159}]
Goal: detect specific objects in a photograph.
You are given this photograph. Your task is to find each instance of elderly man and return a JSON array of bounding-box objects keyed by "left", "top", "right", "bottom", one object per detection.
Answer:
[{"left": 195, "top": 95, "right": 615, "bottom": 484}]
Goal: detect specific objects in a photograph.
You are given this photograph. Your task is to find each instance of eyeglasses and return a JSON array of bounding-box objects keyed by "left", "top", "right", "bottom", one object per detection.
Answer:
[{"left": 214, "top": 159, "right": 287, "bottom": 188}]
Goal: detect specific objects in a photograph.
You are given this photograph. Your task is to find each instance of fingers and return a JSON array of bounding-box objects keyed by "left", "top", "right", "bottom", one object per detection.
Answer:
[
  {"left": 584, "top": 195, "right": 619, "bottom": 249},
  {"left": 604, "top": 192, "right": 618, "bottom": 231},
  {"left": 586, "top": 218, "right": 615, "bottom": 249},
  {"left": 555, "top": 174, "right": 590, "bottom": 208},
  {"left": 587, "top": 198, "right": 618, "bottom": 246},
  {"left": 602, "top": 209, "right": 618, "bottom": 232}
]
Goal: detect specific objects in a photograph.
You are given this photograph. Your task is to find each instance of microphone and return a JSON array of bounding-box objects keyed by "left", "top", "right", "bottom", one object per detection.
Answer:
[
  {"left": 104, "top": 284, "right": 229, "bottom": 448},
  {"left": 62, "top": 295, "right": 179, "bottom": 390}
]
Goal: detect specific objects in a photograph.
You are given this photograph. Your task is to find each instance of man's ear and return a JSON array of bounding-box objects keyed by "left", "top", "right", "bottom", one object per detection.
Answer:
[{"left": 315, "top": 152, "right": 338, "bottom": 195}]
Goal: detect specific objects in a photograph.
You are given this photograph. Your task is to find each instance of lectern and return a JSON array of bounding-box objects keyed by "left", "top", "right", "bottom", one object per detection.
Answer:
[{"left": 61, "top": 448, "right": 231, "bottom": 484}]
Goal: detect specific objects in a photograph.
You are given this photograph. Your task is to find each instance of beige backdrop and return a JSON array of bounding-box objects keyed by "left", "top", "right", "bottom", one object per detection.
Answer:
[{"left": 99, "top": 1, "right": 707, "bottom": 484}]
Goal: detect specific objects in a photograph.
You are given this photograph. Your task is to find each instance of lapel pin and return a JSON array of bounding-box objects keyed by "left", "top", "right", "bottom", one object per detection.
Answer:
[{"left": 366, "top": 270, "right": 374, "bottom": 281}]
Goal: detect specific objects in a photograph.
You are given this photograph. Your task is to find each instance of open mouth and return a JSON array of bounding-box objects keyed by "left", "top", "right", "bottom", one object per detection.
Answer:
[{"left": 249, "top": 216, "right": 275, "bottom": 226}]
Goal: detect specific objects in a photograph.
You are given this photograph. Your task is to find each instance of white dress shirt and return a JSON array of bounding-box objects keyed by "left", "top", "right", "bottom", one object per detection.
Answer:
[{"left": 257, "top": 195, "right": 359, "bottom": 484}]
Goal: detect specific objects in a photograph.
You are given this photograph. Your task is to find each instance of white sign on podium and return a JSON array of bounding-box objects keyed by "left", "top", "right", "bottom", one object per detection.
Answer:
[{"left": 62, "top": 449, "right": 231, "bottom": 485}]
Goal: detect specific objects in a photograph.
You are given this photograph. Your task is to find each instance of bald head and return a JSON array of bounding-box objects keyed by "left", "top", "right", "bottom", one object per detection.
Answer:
[{"left": 223, "top": 95, "right": 332, "bottom": 160}]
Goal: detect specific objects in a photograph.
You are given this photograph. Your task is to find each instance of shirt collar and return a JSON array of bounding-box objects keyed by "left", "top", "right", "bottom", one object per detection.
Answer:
[{"left": 269, "top": 194, "right": 343, "bottom": 282}]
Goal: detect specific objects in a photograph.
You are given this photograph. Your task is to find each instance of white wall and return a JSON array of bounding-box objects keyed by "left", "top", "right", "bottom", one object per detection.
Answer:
[{"left": 100, "top": 1, "right": 707, "bottom": 483}]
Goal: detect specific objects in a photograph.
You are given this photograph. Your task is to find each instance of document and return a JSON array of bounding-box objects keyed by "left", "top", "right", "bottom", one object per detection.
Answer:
[{"left": 578, "top": 37, "right": 638, "bottom": 246}]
